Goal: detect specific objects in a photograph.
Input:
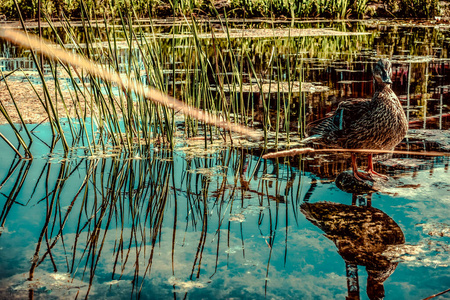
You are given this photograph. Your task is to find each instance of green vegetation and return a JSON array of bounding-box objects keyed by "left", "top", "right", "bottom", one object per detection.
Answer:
[
  {"left": 384, "top": 0, "right": 440, "bottom": 18},
  {"left": 0, "top": 0, "right": 442, "bottom": 19},
  {"left": 1, "top": 0, "right": 386, "bottom": 159},
  {"left": 1, "top": 0, "right": 443, "bottom": 159},
  {"left": 0, "top": 13, "right": 295, "bottom": 157}
]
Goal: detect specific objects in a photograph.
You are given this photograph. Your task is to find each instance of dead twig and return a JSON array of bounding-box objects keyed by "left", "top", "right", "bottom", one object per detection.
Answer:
[
  {"left": 423, "top": 287, "right": 450, "bottom": 300},
  {"left": 262, "top": 147, "right": 450, "bottom": 159}
]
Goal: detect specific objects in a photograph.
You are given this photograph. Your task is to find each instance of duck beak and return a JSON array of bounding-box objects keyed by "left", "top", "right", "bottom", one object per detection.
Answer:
[{"left": 382, "top": 72, "right": 392, "bottom": 84}]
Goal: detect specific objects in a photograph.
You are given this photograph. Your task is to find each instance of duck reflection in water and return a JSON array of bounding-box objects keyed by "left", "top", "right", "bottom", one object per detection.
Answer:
[{"left": 300, "top": 191, "right": 404, "bottom": 300}]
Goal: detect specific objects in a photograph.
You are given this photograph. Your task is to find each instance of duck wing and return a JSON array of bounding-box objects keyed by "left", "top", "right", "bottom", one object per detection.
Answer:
[{"left": 306, "top": 99, "right": 372, "bottom": 145}]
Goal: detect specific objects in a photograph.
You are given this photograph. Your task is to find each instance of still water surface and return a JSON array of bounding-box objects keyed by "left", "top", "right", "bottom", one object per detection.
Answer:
[
  {"left": 0, "top": 122, "right": 449, "bottom": 299},
  {"left": 1, "top": 20, "right": 450, "bottom": 299}
]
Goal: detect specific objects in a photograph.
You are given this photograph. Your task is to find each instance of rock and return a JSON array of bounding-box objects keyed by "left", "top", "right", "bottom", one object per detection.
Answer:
[{"left": 335, "top": 170, "right": 375, "bottom": 194}]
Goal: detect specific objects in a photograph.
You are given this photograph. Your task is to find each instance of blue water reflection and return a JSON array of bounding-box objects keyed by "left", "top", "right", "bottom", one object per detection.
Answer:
[
  {"left": 1, "top": 19, "right": 450, "bottom": 299},
  {"left": 0, "top": 122, "right": 449, "bottom": 299}
]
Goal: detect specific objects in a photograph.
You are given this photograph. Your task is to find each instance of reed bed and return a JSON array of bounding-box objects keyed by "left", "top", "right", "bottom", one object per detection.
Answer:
[
  {"left": 0, "top": 0, "right": 441, "bottom": 19},
  {"left": 0, "top": 6, "right": 393, "bottom": 160},
  {"left": 1, "top": 13, "right": 267, "bottom": 157},
  {"left": 2, "top": 11, "right": 369, "bottom": 157}
]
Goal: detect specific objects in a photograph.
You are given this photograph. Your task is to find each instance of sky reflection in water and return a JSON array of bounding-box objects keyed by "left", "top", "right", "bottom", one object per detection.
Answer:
[
  {"left": 0, "top": 122, "right": 449, "bottom": 299},
  {"left": 1, "top": 20, "right": 450, "bottom": 300}
]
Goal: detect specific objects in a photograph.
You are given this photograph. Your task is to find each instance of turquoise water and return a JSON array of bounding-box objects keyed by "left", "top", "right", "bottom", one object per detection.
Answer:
[
  {"left": 0, "top": 122, "right": 449, "bottom": 299},
  {"left": 1, "top": 19, "right": 450, "bottom": 299}
]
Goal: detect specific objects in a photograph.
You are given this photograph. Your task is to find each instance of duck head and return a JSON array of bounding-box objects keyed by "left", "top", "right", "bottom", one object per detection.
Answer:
[{"left": 372, "top": 59, "right": 393, "bottom": 85}]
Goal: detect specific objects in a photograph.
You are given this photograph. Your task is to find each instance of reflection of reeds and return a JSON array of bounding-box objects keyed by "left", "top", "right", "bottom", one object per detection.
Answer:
[
  {"left": 0, "top": 142, "right": 307, "bottom": 297},
  {"left": 0, "top": 160, "right": 32, "bottom": 227}
]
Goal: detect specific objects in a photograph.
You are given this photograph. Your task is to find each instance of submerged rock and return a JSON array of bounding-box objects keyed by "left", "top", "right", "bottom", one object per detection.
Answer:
[{"left": 335, "top": 170, "right": 375, "bottom": 194}]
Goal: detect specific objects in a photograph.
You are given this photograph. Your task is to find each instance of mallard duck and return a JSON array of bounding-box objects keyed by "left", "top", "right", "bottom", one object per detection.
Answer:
[{"left": 302, "top": 59, "right": 408, "bottom": 181}]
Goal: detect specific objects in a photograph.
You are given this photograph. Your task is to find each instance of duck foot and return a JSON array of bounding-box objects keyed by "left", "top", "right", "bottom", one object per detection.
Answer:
[
  {"left": 353, "top": 170, "right": 374, "bottom": 182},
  {"left": 364, "top": 169, "right": 389, "bottom": 180},
  {"left": 354, "top": 169, "right": 389, "bottom": 182}
]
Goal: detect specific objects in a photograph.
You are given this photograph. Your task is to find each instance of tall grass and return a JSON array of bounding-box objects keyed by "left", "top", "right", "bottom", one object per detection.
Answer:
[
  {"left": 0, "top": 70, "right": 33, "bottom": 159},
  {"left": 0, "top": 4, "right": 375, "bottom": 158},
  {"left": 1, "top": 15, "right": 264, "bottom": 156},
  {"left": 229, "top": 0, "right": 370, "bottom": 19},
  {"left": 0, "top": 0, "right": 443, "bottom": 19}
]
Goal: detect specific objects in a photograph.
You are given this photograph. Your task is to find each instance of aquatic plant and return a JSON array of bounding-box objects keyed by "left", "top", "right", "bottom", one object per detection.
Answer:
[
  {"left": 1, "top": 11, "right": 271, "bottom": 157},
  {"left": 385, "top": 0, "right": 440, "bottom": 18},
  {"left": 1, "top": 8, "right": 383, "bottom": 158},
  {"left": 0, "top": 0, "right": 442, "bottom": 19}
]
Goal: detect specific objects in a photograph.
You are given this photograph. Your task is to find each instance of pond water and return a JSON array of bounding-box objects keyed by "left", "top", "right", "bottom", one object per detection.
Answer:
[
  {"left": 2, "top": 20, "right": 450, "bottom": 129},
  {"left": 1, "top": 20, "right": 450, "bottom": 299}
]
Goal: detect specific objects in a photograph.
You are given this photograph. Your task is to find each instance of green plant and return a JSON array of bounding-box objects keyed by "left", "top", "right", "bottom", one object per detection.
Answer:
[{"left": 387, "top": 0, "right": 440, "bottom": 18}]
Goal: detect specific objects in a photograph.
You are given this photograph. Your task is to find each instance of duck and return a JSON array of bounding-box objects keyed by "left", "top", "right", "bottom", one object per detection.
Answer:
[{"left": 301, "top": 59, "right": 408, "bottom": 181}]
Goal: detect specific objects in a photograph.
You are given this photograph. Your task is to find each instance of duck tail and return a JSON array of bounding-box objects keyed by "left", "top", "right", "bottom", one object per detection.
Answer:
[{"left": 300, "top": 134, "right": 322, "bottom": 144}]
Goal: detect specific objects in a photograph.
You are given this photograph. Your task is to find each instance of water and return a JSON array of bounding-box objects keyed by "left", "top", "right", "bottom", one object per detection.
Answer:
[
  {"left": 1, "top": 20, "right": 450, "bottom": 299},
  {"left": 2, "top": 20, "right": 449, "bottom": 129},
  {"left": 0, "top": 125, "right": 449, "bottom": 299}
]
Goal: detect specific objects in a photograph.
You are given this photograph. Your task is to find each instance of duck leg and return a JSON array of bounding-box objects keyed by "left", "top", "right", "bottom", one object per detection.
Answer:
[
  {"left": 351, "top": 153, "right": 373, "bottom": 181},
  {"left": 365, "top": 154, "right": 388, "bottom": 180}
]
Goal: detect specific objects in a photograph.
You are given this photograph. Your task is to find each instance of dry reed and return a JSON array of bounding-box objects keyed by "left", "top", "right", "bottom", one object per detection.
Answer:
[{"left": 262, "top": 147, "right": 450, "bottom": 159}]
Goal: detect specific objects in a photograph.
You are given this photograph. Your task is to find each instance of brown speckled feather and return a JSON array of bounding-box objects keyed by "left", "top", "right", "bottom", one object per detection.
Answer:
[{"left": 305, "top": 81, "right": 408, "bottom": 151}]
